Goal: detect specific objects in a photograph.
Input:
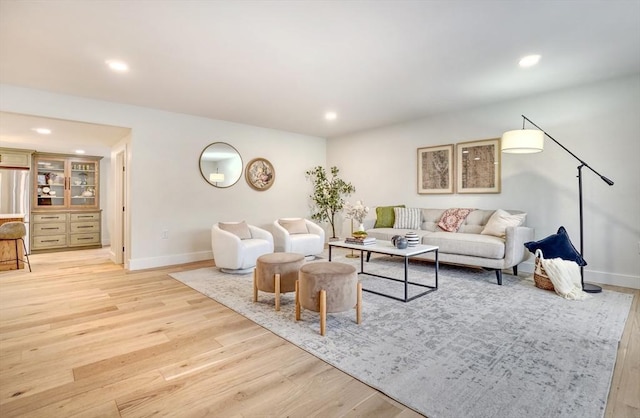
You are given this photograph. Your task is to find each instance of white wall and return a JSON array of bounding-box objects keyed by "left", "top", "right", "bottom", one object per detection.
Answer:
[
  {"left": 0, "top": 84, "right": 326, "bottom": 270},
  {"left": 2, "top": 77, "right": 638, "bottom": 288},
  {"left": 328, "top": 74, "right": 640, "bottom": 289}
]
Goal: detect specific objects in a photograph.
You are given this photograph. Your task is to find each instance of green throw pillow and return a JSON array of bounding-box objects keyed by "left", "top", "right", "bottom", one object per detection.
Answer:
[{"left": 374, "top": 205, "right": 405, "bottom": 228}]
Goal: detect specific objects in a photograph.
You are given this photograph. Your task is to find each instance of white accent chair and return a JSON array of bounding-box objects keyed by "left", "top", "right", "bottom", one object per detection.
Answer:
[
  {"left": 211, "top": 221, "right": 274, "bottom": 274},
  {"left": 272, "top": 218, "right": 325, "bottom": 259}
]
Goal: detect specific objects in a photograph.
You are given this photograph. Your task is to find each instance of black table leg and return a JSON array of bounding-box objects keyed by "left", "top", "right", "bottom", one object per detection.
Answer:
[{"left": 404, "top": 256, "right": 409, "bottom": 301}]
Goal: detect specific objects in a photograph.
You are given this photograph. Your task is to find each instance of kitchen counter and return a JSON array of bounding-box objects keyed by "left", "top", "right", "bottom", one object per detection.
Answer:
[{"left": 0, "top": 213, "right": 25, "bottom": 220}]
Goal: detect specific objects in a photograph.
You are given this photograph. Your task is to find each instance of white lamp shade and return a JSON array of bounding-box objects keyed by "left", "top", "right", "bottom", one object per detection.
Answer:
[
  {"left": 209, "top": 172, "right": 225, "bottom": 182},
  {"left": 501, "top": 129, "right": 544, "bottom": 153}
]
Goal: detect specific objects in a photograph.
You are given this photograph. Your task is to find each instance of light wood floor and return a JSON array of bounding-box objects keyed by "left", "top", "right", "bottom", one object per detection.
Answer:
[{"left": 0, "top": 249, "right": 638, "bottom": 418}]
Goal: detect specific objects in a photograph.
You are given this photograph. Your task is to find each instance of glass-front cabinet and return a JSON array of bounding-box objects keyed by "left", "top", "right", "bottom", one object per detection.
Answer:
[
  {"left": 33, "top": 153, "right": 101, "bottom": 209},
  {"left": 31, "top": 153, "right": 103, "bottom": 253}
]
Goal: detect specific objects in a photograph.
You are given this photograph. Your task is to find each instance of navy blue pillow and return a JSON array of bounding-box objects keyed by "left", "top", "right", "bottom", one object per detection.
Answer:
[{"left": 524, "top": 226, "right": 587, "bottom": 266}]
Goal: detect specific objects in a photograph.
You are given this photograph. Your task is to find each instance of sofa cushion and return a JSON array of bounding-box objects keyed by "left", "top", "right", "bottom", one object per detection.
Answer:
[
  {"left": 457, "top": 209, "right": 494, "bottom": 234},
  {"left": 393, "top": 207, "right": 421, "bottom": 229},
  {"left": 421, "top": 209, "right": 446, "bottom": 232},
  {"left": 374, "top": 205, "right": 405, "bottom": 228},
  {"left": 219, "top": 221, "right": 252, "bottom": 239},
  {"left": 524, "top": 226, "right": 587, "bottom": 266},
  {"left": 481, "top": 209, "right": 527, "bottom": 238},
  {"left": 423, "top": 232, "right": 505, "bottom": 259},
  {"left": 437, "top": 208, "right": 475, "bottom": 232},
  {"left": 278, "top": 218, "right": 308, "bottom": 234}
]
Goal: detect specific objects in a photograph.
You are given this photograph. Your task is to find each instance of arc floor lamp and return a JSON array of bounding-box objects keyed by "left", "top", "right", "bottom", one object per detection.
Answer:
[{"left": 502, "top": 115, "right": 614, "bottom": 293}]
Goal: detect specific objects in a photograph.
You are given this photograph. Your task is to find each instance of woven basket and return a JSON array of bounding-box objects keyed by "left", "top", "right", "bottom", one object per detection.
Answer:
[{"left": 533, "top": 254, "right": 554, "bottom": 291}]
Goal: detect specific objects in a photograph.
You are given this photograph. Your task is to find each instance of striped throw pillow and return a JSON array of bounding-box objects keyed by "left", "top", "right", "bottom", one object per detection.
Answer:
[{"left": 393, "top": 207, "right": 421, "bottom": 229}]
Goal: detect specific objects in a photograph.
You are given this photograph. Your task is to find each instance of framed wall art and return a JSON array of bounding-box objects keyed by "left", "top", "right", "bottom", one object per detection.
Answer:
[
  {"left": 245, "top": 157, "right": 275, "bottom": 191},
  {"left": 456, "top": 138, "right": 501, "bottom": 194},
  {"left": 417, "top": 144, "right": 454, "bottom": 194}
]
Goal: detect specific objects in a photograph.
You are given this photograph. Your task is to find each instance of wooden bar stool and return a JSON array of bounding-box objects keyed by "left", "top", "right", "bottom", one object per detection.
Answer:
[{"left": 0, "top": 222, "right": 31, "bottom": 272}]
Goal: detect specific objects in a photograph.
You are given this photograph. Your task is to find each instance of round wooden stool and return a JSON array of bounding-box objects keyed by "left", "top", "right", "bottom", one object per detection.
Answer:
[
  {"left": 254, "top": 252, "right": 305, "bottom": 310},
  {"left": 296, "top": 261, "right": 362, "bottom": 336}
]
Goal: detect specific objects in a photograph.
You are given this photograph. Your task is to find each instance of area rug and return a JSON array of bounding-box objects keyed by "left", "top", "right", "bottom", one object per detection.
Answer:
[{"left": 169, "top": 251, "right": 633, "bottom": 418}]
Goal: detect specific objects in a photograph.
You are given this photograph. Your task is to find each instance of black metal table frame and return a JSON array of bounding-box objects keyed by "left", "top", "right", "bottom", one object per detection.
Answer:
[{"left": 328, "top": 244, "right": 438, "bottom": 302}]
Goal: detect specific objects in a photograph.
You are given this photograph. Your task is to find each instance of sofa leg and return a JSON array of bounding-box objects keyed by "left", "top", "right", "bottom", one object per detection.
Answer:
[
  {"left": 495, "top": 269, "right": 503, "bottom": 285},
  {"left": 366, "top": 251, "right": 371, "bottom": 262},
  {"left": 513, "top": 265, "right": 518, "bottom": 276}
]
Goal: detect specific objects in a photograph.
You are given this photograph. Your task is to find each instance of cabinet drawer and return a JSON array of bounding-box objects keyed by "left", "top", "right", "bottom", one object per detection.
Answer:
[
  {"left": 70, "top": 221, "right": 99, "bottom": 233},
  {"left": 69, "top": 233, "right": 100, "bottom": 246},
  {"left": 33, "top": 213, "right": 68, "bottom": 223},
  {"left": 33, "top": 222, "right": 67, "bottom": 235},
  {"left": 32, "top": 234, "right": 67, "bottom": 249},
  {"left": 70, "top": 212, "right": 100, "bottom": 222}
]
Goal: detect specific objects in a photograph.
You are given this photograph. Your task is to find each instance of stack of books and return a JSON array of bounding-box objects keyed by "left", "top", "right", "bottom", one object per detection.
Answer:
[{"left": 345, "top": 236, "right": 376, "bottom": 245}]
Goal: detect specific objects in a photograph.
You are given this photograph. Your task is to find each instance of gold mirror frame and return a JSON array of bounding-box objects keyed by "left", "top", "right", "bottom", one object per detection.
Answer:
[{"left": 199, "top": 142, "right": 243, "bottom": 188}]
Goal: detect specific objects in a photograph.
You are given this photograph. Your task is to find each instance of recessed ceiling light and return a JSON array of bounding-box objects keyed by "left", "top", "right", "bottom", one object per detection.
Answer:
[
  {"left": 519, "top": 55, "right": 541, "bottom": 68},
  {"left": 33, "top": 128, "right": 51, "bottom": 135},
  {"left": 75, "top": 150, "right": 85, "bottom": 154},
  {"left": 106, "top": 59, "right": 129, "bottom": 72},
  {"left": 325, "top": 112, "right": 337, "bottom": 121}
]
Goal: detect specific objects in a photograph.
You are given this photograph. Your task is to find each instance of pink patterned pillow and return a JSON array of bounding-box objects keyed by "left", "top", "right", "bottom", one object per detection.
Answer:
[{"left": 438, "top": 208, "right": 475, "bottom": 232}]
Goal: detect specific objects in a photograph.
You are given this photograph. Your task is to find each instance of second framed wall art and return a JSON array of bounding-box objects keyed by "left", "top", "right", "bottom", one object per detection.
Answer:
[{"left": 456, "top": 138, "right": 501, "bottom": 194}]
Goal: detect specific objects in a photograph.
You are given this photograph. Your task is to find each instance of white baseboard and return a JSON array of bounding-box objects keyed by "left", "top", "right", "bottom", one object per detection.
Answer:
[
  {"left": 129, "top": 251, "right": 213, "bottom": 271},
  {"left": 518, "top": 261, "right": 639, "bottom": 290}
]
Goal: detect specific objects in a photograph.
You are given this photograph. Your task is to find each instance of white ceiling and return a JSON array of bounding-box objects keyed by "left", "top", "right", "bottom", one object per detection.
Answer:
[
  {"left": 0, "top": 111, "right": 130, "bottom": 157},
  {"left": 1, "top": 1, "right": 639, "bottom": 151}
]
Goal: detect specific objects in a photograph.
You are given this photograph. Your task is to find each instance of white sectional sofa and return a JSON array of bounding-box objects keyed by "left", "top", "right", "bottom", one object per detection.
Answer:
[{"left": 363, "top": 207, "right": 534, "bottom": 285}]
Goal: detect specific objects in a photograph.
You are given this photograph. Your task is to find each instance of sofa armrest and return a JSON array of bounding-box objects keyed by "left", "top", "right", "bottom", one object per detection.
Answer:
[
  {"left": 363, "top": 218, "right": 376, "bottom": 230},
  {"left": 503, "top": 226, "right": 535, "bottom": 267}
]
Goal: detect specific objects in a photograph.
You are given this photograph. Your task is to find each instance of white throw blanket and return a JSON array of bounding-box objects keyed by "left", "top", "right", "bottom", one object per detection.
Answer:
[{"left": 537, "top": 249, "right": 590, "bottom": 300}]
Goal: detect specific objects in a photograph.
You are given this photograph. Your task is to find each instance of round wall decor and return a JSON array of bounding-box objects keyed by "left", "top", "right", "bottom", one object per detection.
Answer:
[{"left": 245, "top": 158, "right": 275, "bottom": 191}]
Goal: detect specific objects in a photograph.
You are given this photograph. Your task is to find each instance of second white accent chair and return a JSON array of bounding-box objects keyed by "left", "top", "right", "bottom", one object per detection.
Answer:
[
  {"left": 272, "top": 218, "right": 325, "bottom": 259},
  {"left": 211, "top": 221, "right": 274, "bottom": 274}
]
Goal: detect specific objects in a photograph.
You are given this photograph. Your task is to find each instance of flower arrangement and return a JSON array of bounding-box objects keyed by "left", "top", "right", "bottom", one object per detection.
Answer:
[{"left": 344, "top": 200, "right": 370, "bottom": 224}]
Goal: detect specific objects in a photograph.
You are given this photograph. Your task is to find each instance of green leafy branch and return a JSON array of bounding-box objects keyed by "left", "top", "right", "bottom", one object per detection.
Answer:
[{"left": 305, "top": 166, "right": 355, "bottom": 238}]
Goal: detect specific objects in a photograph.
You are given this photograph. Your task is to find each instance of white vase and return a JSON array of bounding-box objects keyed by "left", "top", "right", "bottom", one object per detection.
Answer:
[
  {"left": 358, "top": 223, "right": 365, "bottom": 232},
  {"left": 405, "top": 231, "right": 420, "bottom": 247}
]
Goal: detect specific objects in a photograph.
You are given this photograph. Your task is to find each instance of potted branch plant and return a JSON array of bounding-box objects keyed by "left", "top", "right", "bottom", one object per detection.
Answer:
[{"left": 306, "top": 166, "right": 355, "bottom": 239}]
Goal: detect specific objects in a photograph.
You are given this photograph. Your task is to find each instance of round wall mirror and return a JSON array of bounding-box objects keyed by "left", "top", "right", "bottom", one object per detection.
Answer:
[{"left": 199, "top": 142, "right": 243, "bottom": 188}]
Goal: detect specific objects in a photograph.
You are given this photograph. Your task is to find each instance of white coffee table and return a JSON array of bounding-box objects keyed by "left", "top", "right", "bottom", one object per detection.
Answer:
[{"left": 328, "top": 240, "right": 439, "bottom": 302}]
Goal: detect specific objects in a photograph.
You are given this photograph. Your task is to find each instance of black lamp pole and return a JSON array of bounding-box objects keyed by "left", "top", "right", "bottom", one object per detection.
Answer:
[{"left": 521, "top": 115, "right": 614, "bottom": 293}]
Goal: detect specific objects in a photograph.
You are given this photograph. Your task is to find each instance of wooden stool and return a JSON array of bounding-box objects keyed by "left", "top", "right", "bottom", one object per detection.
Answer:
[
  {"left": 0, "top": 222, "right": 31, "bottom": 272},
  {"left": 296, "top": 261, "right": 362, "bottom": 336},
  {"left": 254, "top": 252, "right": 305, "bottom": 310}
]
